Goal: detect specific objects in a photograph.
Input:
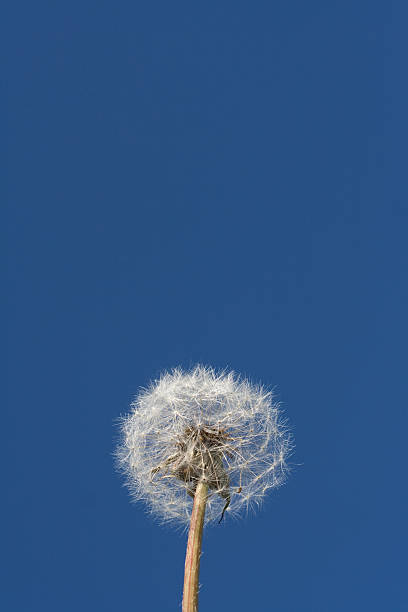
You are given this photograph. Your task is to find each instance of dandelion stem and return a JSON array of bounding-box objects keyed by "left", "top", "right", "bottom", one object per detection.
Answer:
[{"left": 182, "top": 480, "right": 208, "bottom": 612}]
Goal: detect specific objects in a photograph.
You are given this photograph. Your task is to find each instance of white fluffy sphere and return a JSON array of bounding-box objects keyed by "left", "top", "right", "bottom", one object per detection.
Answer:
[{"left": 116, "top": 365, "right": 293, "bottom": 525}]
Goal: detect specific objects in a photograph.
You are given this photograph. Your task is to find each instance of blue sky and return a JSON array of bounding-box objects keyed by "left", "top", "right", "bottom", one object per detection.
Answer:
[{"left": 6, "top": 2, "right": 407, "bottom": 610}]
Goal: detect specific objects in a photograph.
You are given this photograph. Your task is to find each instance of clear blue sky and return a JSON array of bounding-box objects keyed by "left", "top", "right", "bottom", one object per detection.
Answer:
[{"left": 6, "top": 2, "right": 407, "bottom": 611}]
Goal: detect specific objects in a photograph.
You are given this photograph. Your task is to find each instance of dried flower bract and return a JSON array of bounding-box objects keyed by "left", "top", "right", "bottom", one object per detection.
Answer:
[{"left": 116, "top": 365, "right": 293, "bottom": 525}]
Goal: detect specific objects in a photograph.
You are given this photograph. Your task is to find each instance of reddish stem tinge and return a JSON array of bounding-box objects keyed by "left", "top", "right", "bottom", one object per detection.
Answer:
[{"left": 182, "top": 481, "right": 208, "bottom": 612}]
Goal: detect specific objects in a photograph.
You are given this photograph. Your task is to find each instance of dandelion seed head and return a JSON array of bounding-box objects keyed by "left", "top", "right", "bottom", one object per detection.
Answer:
[{"left": 116, "top": 365, "right": 293, "bottom": 525}]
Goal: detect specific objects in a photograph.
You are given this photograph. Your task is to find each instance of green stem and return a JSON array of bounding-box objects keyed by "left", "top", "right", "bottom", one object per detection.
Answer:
[{"left": 182, "top": 481, "right": 208, "bottom": 612}]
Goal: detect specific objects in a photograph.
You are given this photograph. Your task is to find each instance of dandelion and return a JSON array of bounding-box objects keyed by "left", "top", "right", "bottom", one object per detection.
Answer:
[{"left": 116, "top": 365, "right": 293, "bottom": 611}]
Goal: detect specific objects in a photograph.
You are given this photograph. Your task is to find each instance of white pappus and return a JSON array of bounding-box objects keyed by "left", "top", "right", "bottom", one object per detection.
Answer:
[{"left": 116, "top": 365, "right": 293, "bottom": 526}]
